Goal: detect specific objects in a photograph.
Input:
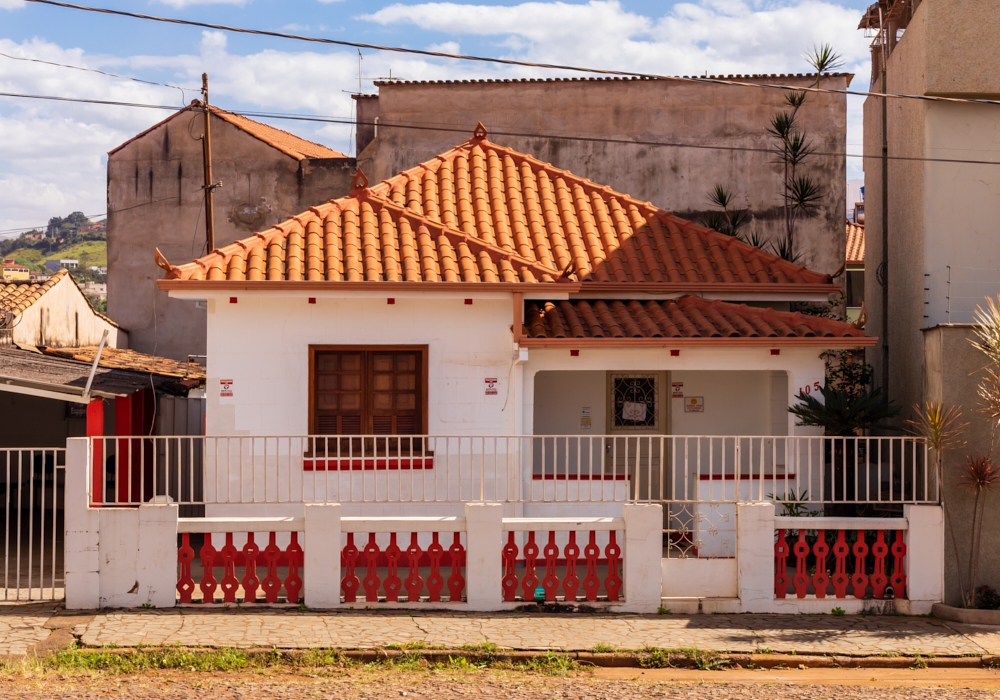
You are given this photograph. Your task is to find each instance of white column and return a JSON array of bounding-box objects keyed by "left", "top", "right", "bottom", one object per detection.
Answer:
[
  {"left": 737, "top": 501, "right": 775, "bottom": 613},
  {"left": 622, "top": 502, "right": 663, "bottom": 613},
  {"left": 904, "top": 504, "right": 944, "bottom": 614},
  {"left": 98, "top": 508, "right": 140, "bottom": 608},
  {"left": 304, "top": 503, "right": 342, "bottom": 609},
  {"left": 137, "top": 503, "right": 179, "bottom": 608},
  {"left": 465, "top": 502, "right": 504, "bottom": 611},
  {"left": 64, "top": 437, "right": 100, "bottom": 610}
]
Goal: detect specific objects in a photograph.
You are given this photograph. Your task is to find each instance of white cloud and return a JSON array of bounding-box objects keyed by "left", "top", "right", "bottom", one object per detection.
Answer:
[
  {"left": 153, "top": 0, "right": 246, "bottom": 7},
  {"left": 0, "top": 0, "right": 25, "bottom": 9}
]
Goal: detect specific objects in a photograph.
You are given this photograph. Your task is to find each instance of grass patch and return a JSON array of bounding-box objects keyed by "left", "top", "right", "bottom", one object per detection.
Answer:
[
  {"left": 512, "top": 652, "right": 578, "bottom": 676},
  {"left": 637, "top": 647, "right": 730, "bottom": 671},
  {"left": 591, "top": 643, "right": 615, "bottom": 654},
  {"left": 831, "top": 607, "right": 846, "bottom": 617}
]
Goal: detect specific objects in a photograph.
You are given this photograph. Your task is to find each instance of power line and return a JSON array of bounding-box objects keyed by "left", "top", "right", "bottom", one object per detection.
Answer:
[
  {"left": 0, "top": 51, "right": 198, "bottom": 101},
  {"left": 2, "top": 89, "right": 999, "bottom": 167},
  {"left": 20, "top": 0, "right": 1000, "bottom": 109}
]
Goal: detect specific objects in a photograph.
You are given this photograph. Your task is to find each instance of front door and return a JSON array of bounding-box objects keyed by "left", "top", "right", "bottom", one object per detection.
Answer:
[{"left": 606, "top": 371, "right": 668, "bottom": 501}]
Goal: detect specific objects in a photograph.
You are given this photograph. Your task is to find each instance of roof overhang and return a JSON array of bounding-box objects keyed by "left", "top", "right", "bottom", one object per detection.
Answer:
[
  {"left": 517, "top": 336, "right": 877, "bottom": 349},
  {"left": 0, "top": 374, "right": 119, "bottom": 403}
]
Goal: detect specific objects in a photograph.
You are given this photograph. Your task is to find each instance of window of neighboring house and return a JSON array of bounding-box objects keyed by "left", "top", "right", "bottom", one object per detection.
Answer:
[
  {"left": 310, "top": 346, "right": 427, "bottom": 436},
  {"left": 846, "top": 269, "right": 865, "bottom": 308}
]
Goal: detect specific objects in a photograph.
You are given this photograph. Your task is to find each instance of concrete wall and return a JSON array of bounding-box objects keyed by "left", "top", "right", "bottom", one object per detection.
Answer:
[
  {"left": 359, "top": 75, "right": 849, "bottom": 276},
  {"left": 107, "top": 111, "right": 355, "bottom": 361},
  {"left": 12, "top": 274, "right": 125, "bottom": 349},
  {"left": 923, "top": 324, "right": 1000, "bottom": 605},
  {"left": 863, "top": 0, "right": 1000, "bottom": 422}
]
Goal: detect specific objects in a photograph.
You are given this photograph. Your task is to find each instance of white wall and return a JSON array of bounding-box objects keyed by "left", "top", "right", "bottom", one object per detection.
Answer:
[
  {"left": 14, "top": 274, "right": 125, "bottom": 348},
  {"left": 205, "top": 294, "right": 516, "bottom": 435},
  {"left": 532, "top": 370, "right": 606, "bottom": 434}
]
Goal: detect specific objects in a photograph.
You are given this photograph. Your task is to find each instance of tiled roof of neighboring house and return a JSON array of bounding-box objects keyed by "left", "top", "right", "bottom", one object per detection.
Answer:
[
  {"left": 846, "top": 220, "right": 865, "bottom": 265},
  {"left": 0, "top": 269, "right": 68, "bottom": 314},
  {"left": 522, "top": 296, "right": 872, "bottom": 345},
  {"left": 374, "top": 73, "right": 854, "bottom": 87},
  {"left": 109, "top": 102, "right": 348, "bottom": 161},
  {"left": 157, "top": 126, "right": 834, "bottom": 291},
  {"left": 42, "top": 346, "right": 206, "bottom": 382}
]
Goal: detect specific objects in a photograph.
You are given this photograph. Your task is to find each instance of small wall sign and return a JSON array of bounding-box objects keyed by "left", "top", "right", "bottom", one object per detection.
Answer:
[
  {"left": 484, "top": 377, "right": 498, "bottom": 396},
  {"left": 220, "top": 379, "right": 234, "bottom": 398},
  {"left": 580, "top": 406, "right": 592, "bottom": 430},
  {"left": 671, "top": 381, "right": 684, "bottom": 398},
  {"left": 684, "top": 396, "right": 704, "bottom": 413}
]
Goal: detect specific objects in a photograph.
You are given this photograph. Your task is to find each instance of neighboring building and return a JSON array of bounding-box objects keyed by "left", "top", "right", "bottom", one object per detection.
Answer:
[
  {"left": 846, "top": 220, "right": 865, "bottom": 324},
  {"left": 88, "top": 266, "right": 108, "bottom": 276},
  {"left": 46, "top": 259, "right": 79, "bottom": 272},
  {"left": 354, "top": 73, "right": 852, "bottom": 277},
  {"left": 2, "top": 259, "right": 30, "bottom": 281},
  {"left": 860, "top": 0, "right": 1000, "bottom": 606},
  {"left": 156, "top": 127, "right": 872, "bottom": 506},
  {"left": 107, "top": 102, "right": 358, "bottom": 361},
  {"left": 82, "top": 281, "right": 108, "bottom": 300},
  {"left": 0, "top": 269, "right": 125, "bottom": 348},
  {"left": 29, "top": 273, "right": 52, "bottom": 282}
]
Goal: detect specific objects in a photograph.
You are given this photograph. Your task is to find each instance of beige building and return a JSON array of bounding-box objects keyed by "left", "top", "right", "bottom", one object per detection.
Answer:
[
  {"left": 2, "top": 259, "right": 30, "bottom": 281},
  {"left": 107, "top": 103, "right": 356, "bottom": 361},
  {"left": 861, "top": 0, "right": 1000, "bottom": 605},
  {"left": 355, "top": 73, "right": 852, "bottom": 278}
]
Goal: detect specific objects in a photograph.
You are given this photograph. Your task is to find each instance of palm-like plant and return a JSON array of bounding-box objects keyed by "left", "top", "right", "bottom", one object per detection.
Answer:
[
  {"left": 806, "top": 43, "right": 845, "bottom": 87},
  {"left": 704, "top": 184, "right": 752, "bottom": 238},
  {"left": 789, "top": 384, "right": 899, "bottom": 436},
  {"left": 960, "top": 455, "right": 1000, "bottom": 607}
]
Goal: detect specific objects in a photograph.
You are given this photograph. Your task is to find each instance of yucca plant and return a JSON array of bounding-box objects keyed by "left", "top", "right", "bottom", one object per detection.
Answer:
[
  {"left": 960, "top": 455, "right": 1000, "bottom": 607},
  {"left": 703, "top": 184, "right": 752, "bottom": 238},
  {"left": 789, "top": 384, "right": 898, "bottom": 437}
]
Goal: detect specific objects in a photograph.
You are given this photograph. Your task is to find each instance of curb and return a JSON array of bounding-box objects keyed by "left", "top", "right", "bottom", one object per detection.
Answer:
[{"left": 62, "top": 647, "right": 996, "bottom": 669}]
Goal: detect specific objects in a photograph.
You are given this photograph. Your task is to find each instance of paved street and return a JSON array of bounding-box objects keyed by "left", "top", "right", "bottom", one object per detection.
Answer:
[{"left": 4, "top": 605, "right": 1000, "bottom": 659}]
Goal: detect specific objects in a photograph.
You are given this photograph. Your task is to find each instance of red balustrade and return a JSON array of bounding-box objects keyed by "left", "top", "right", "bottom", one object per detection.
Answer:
[
  {"left": 177, "top": 531, "right": 304, "bottom": 604},
  {"left": 501, "top": 530, "right": 623, "bottom": 603},
  {"left": 773, "top": 528, "right": 907, "bottom": 600},
  {"left": 340, "top": 531, "right": 465, "bottom": 603}
]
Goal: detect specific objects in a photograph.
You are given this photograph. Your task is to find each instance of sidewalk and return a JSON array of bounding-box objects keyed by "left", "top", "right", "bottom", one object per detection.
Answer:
[{"left": 4, "top": 605, "right": 1000, "bottom": 659}]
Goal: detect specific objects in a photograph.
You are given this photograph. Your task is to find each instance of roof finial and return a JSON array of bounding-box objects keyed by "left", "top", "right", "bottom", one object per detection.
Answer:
[
  {"left": 154, "top": 247, "right": 172, "bottom": 272},
  {"left": 351, "top": 169, "right": 369, "bottom": 191},
  {"left": 473, "top": 122, "right": 488, "bottom": 139}
]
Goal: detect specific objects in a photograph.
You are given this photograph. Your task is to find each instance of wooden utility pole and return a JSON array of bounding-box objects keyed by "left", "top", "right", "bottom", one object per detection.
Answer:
[{"left": 201, "top": 73, "right": 217, "bottom": 253}]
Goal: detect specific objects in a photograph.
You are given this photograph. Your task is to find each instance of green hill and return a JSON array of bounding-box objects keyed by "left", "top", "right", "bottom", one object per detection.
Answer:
[{"left": 6, "top": 240, "right": 107, "bottom": 273}]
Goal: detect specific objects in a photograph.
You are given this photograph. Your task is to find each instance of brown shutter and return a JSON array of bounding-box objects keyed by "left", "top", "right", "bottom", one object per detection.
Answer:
[{"left": 314, "top": 351, "right": 364, "bottom": 435}]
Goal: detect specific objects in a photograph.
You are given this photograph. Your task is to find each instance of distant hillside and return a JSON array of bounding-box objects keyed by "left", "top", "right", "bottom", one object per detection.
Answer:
[{"left": 1, "top": 211, "right": 106, "bottom": 279}]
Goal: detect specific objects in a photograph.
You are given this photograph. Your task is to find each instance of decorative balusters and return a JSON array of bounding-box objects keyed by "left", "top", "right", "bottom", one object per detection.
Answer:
[
  {"left": 500, "top": 530, "right": 624, "bottom": 603},
  {"left": 773, "top": 528, "right": 909, "bottom": 601},
  {"left": 384, "top": 533, "right": 402, "bottom": 602},
  {"left": 177, "top": 530, "right": 304, "bottom": 604},
  {"left": 604, "top": 531, "right": 622, "bottom": 601},
  {"left": 404, "top": 533, "right": 423, "bottom": 601},
  {"left": 542, "top": 532, "right": 560, "bottom": 601},
  {"left": 363, "top": 533, "right": 381, "bottom": 602},
  {"left": 521, "top": 532, "right": 539, "bottom": 601},
  {"left": 426, "top": 533, "right": 445, "bottom": 602},
  {"left": 582, "top": 531, "right": 601, "bottom": 601},
  {"left": 563, "top": 532, "right": 580, "bottom": 602},
  {"left": 502, "top": 532, "right": 519, "bottom": 602},
  {"left": 447, "top": 533, "right": 465, "bottom": 601},
  {"left": 342, "top": 533, "right": 360, "bottom": 603}
]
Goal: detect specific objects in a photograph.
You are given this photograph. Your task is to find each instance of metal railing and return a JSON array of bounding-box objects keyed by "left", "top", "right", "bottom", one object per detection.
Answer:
[
  {"left": 2, "top": 448, "right": 65, "bottom": 601},
  {"left": 87, "top": 435, "right": 932, "bottom": 508}
]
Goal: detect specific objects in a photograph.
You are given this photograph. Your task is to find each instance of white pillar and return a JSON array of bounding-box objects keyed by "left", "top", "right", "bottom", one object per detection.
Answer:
[
  {"left": 304, "top": 503, "right": 342, "bottom": 609},
  {"left": 136, "top": 503, "right": 178, "bottom": 608},
  {"left": 904, "top": 504, "right": 944, "bottom": 614},
  {"left": 64, "top": 437, "right": 100, "bottom": 610},
  {"left": 737, "top": 501, "right": 775, "bottom": 613},
  {"left": 622, "top": 502, "right": 663, "bottom": 613},
  {"left": 98, "top": 508, "right": 140, "bottom": 607},
  {"left": 465, "top": 502, "right": 504, "bottom": 611}
]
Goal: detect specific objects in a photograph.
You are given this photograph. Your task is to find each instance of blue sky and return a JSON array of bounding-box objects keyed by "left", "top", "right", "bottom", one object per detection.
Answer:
[{"left": 0, "top": 0, "right": 875, "bottom": 233}]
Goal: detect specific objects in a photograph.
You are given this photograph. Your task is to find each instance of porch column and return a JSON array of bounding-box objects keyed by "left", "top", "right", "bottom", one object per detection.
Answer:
[
  {"left": 622, "top": 502, "right": 663, "bottom": 613},
  {"left": 904, "top": 505, "right": 944, "bottom": 614},
  {"left": 304, "top": 503, "right": 342, "bottom": 609},
  {"left": 65, "top": 437, "right": 100, "bottom": 609},
  {"left": 465, "top": 502, "right": 504, "bottom": 610},
  {"left": 736, "top": 501, "right": 776, "bottom": 613}
]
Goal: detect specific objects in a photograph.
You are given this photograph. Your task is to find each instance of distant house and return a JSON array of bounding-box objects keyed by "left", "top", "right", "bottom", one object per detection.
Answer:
[
  {"left": 82, "top": 281, "right": 108, "bottom": 300},
  {"left": 107, "top": 101, "right": 357, "bottom": 361},
  {"left": 88, "top": 266, "right": 108, "bottom": 276},
  {"left": 845, "top": 220, "right": 865, "bottom": 324},
  {"left": 46, "top": 259, "right": 79, "bottom": 272},
  {"left": 2, "top": 259, "right": 30, "bottom": 281}
]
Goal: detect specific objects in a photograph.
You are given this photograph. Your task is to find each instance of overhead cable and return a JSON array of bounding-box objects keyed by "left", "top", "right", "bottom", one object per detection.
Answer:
[{"left": 20, "top": 0, "right": 1000, "bottom": 108}]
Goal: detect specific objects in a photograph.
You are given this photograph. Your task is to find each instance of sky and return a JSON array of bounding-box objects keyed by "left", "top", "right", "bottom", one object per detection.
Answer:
[{"left": 0, "top": 0, "right": 875, "bottom": 236}]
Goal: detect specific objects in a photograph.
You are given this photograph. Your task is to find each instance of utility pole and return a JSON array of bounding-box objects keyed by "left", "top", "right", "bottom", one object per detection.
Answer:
[
  {"left": 201, "top": 73, "right": 218, "bottom": 253},
  {"left": 879, "top": 9, "right": 890, "bottom": 407}
]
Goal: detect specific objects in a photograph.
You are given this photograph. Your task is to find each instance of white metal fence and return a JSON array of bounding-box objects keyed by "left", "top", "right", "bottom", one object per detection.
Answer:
[
  {"left": 1, "top": 448, "right": 65, "bottom": 601},
  {"left": 88, "top": 435, "right": 932, "bottom": 508}
]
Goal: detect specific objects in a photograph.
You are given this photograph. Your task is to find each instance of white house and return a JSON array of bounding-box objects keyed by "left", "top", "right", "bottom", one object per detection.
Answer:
[{"left": 59, "top": 124, "right": 943, "bottom": 614}]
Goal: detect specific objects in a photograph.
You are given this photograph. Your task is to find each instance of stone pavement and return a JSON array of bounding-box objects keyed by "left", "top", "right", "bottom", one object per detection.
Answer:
[{"left": 6, "top": 606, "right": 1000, "bottom": 658}]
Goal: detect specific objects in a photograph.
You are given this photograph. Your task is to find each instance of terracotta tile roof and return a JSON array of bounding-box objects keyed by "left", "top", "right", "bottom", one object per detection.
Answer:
[
  {"left": 0, "top": 269, "right": 68, "bottom": 315},
  {"left": 522, "top": 296, "right": 871, "bottom": 343},
  {"left": 374, "top": 73, "right": 854, "bottom": 87},
  {"left": 846, "top": 220, "right": 865, "bottom": 265},
  {"left": 158, "top": 126, "right": 834, "bottom": 291},
  {"left": 41, "top": 346, "right": 206, "bottom": 382},
  {"left": 109, "top": 102, "right": 347, "bottom": 161}
]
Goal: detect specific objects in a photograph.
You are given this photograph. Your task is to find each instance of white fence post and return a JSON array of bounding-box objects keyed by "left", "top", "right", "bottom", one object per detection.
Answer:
[
  {"left": 465, "top": 502, "right": 504, "bottom": 611},
  {"left": 736, "top": 501, "right": 775, "bottom": 613},
  {"left": 137, "top": 503, "right": 179, "bottom": 608},
  {"left": 65, "top": 437, "right": 100, "bottom": 610},
  {"left": 622, "top": 502, "right": 663, "bottom": 613},
  {"left": 904, "top": 504, "right": 944, "bottom": 614},
  {"left": 304, "top": 503, "right": 342, "bottom": 609}
]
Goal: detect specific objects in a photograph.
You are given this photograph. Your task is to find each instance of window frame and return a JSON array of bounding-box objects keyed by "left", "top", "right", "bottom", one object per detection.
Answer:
[{"left": 308, "top": 344, "right": 429, "bottom": 436}]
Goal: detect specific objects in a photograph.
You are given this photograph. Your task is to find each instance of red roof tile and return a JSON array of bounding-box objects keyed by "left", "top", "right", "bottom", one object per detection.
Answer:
[
  {"left": 158, "top": 126, "right": 835, "bottom": 292},
  {"left": 522, "top": 296, "right": 871, "bottom": 345},
  {"left": 846, "top": 220, "right": 865, "bottom": 265}
]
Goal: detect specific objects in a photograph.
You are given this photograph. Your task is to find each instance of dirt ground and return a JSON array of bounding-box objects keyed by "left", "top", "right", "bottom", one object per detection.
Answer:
[{"left": 2, "top": 666, "right": 1000, "bottom": 699}]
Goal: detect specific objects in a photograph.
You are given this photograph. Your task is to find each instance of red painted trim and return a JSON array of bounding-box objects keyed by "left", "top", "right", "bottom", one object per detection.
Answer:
[
  {"left": 532, "top": 473, "right": 629, "bottom": 481},
  {"left": 699, "top": 473, "right": 796, "bottom": 480},
  {"left": 303, "top": 457, "right": 434, "bottom": 471}
]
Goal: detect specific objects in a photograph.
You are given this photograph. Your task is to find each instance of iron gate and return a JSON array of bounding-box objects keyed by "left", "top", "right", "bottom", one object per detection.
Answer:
[{"left": 1, "top": 448, "right": 65, "bottom": 601}]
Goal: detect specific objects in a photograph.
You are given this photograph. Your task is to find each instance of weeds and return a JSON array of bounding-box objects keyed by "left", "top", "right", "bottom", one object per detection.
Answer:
[
  {"left": 638, "top": 647, "right": 730, "bottom": 671},
  {"left": 831, "top": 607, "right": 846, "bottom": 616},
  {"left": 591, "top": 643, "right": 615, "bottom": 653},
  {"left": 911, "top": 654, "right": 928, "bottom": 670},
  {"left": 657, "top": 607, "right": 672, "bottom": 615}
]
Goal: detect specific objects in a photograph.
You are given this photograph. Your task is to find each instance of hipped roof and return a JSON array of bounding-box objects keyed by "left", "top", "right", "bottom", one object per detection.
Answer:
[{"left": 157, "top": 125, "right": 836, "bottom": 293}]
